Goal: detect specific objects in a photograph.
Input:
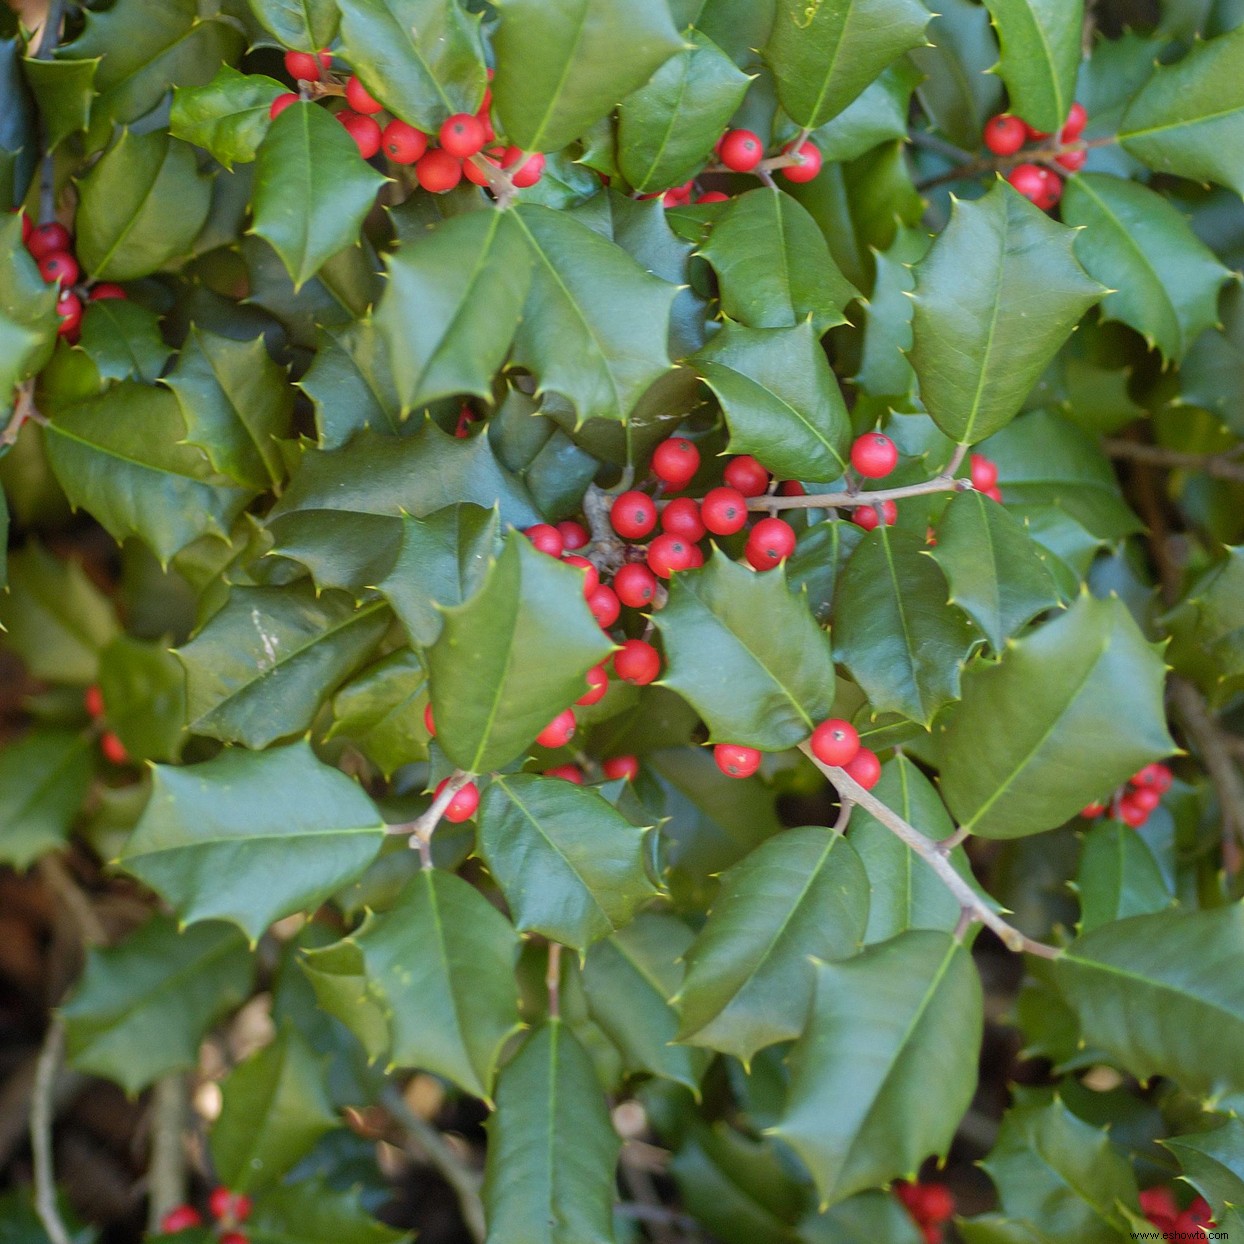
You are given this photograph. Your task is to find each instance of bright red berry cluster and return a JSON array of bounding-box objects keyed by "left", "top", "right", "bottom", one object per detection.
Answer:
[
  {"left": 983, "top": 102, "right": 1088, "bottom": 212},
  {"left": 1080, "top": 762, "right": 1173, "bottom": 828},
  {"left": 160, "top": 1186, "right": 252, "bottom": 1238},
  {"left": 894, "top": 1180, "right": 955, "bottom": 1243},
  {"left": 1139, "top": 1186, "right": 1214, "bottom": 1236},
  {"left": 82, "top": 684, "right": 129, "bottom": 766}
]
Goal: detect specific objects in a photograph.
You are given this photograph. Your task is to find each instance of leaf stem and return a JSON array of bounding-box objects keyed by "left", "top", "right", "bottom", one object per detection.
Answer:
[
  {"left": 746, "top": 472, "right": 971, "bottom": 512},
  {"left": 386, "top": 770, "right": 475, "bottom": 866},
  {"left": 31, "top": 1019, "right": 71, "bottom": 1244},
  {"left": 146, "top": 1075, "right": 188, "bottom": 1234},
  {"left": 1104, "top": 438, "right": 1244, "bottom": 483}
]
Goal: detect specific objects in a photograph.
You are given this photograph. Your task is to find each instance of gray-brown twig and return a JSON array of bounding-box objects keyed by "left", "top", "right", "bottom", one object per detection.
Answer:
[
  {"left": 1103, "top": 438, "right": 1244, "bottom": 483},
  {"left": 386, "top": 770, "right": 475, "bottom": 866}
]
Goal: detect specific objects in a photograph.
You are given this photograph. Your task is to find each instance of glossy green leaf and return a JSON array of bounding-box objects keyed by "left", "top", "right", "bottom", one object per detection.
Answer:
[
  {"left": 930, "top": 490, "right": 1059, "bottom": 654},
  {"left": 1164, "top": 1117, "right": 1244, "bottom": 1224},
  {"left": 833, "top": 526, "right": 978, "bottom": 725},
  {"left": 300, "top": 322, "right": 402, "bottom": 449},
  {"left": 169, "top": 66, "right": 286, "bottom": 169},
  {"left": 479, "top": 773, "right": 656, "bottom": 950},
  {"left": 337, "top": 0, "right": 486, "bottom": 132},
  {"left": 211, "top": 1025, "right": 338, "bottom": 1190},
  {"left": 251, "top": 102, "right": 387, "bottom": 290},
  {"left": 76, "top": 130, "right": 212, "bottom": 281},
  {"left": 98, "top": 636, "right": 188, "bottom": 763},
  {"left": 1164, "top": 546, "right": 1244, "bottom": 705},
  {"left": 1061, "top": 173, "right": 1230, "bottom": 363},
  {"left": 699, "top": 188, "right": 857, "bottom": 337},
  {"left": 0, "top": 729, "right": 93, "bottom": 869},
  {"left": 0, "top": 212, "right": 59, "bottom": 400},
  {"left": 1076, "top": 821, "right": 1173, "bottom": 933},
  {"left": 1055, "top": 906, "right": 1244, "bottom": 1102},
  {"left": 654, "top": 553, "right": 837, "bottom": 751},
  {"left": 247, "top": 1180, "right": 410, "bottom": 1244},
  {"left": 327, "top": 649, "right": 429, "bottom": 777},
  {"left": 121, "top": 741, "right": 385, "bottom": 942},
  {"left": 76, "top": 300, "right": 171, "bottom": 387},
  {"left": 511, "top": 204, "right": 676, "bottom": 425},
  {"left": 247, "top": 0, "right": 340, "bottom": 51},
  {"left": 62, "top": 915, "right": 253, "bottom": 1095},
  {"left": 22, "top": 55, "right": 97, "bottom": 150},
  {"left": 771, "top": 931, "right": 982, "bottom": 1206},
  {"left": 347, "top": 868, "right": 522, "bottom": 1098},
  {"left": 427, "top": 533, "right": 614, "bottom": 773},
  {"left": 801, "top": 1192, "right": 926, "bottom": 1244},
  {"left": 764, "top": 0, "right": 932, "bottom": 128},
  {"left": 618, "top": 29, "right": 751, "bottom": 193},
  {"left": 1181, "top": 283, "right": 1244, "bottom": 438},
  {"left": 813, "top": 61, "right": 921, "bottom": 163},
  {"left": 694, "top": 320, "right": 851, "bottom": 482},
  {"left": 483, "top": 1020, "right": 620, "bottom": 1244},
  {"left": 854, "top": 227, "right": 927, "bottom": 401},
  {"left": 787, "top": 519, "right": 863, "bottom": 624},
  {"left": 375, "top": 210, "right": 533, "bottom": 411},
  {"left": 299, "top": 939, "right": 390, "bottom": 1063},
  {"left": 1118, "top": 28, "right": 1244, "bottom": 195},
  {"left": 674, "top": 827, "right": 868, "bottom": 1063},
  {"left": 909, "top": 181, "right": 1103, "bottom": 445},
  {"left": 492, "top": 0, "right": 683, "bottom": 153},
  {"left": 980, "top": 0, "right": 1083, "bottom": 134}
]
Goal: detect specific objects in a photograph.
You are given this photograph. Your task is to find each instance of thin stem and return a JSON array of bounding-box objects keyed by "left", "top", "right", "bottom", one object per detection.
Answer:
[
  {"left": 467, "top": 153, "right": 518, "bottom": 209},
  {"left": 908, "top": 130, "right": 976, "bottom": 164},
  {"left": 35, "top": 0, "right": 66, "bottom": 58},
  {"left": 800, "top": 743, "right": 1061, "bottom": 958},
  {"left": 386, "top": 770, "right": 474, "bottom": 866},
  {"left": 832, "top": 797, "right": 853, "bottom": 834},
  {"left": 146, "top": 1075, "right": 187, "bottom": 1234},
  {"left": 31, "top": 1019, "right": 72, "bottom": 1244},
  {"left": 938, "top": 826, "right": 970, "bottom": 855},
  {"left": 747, "top": 473, "right": 970, "bottom": 512},
  {"left": 1103, "top": 438, "right": 1244, "bottom": 483},
  {"left": 914, "top": 133, "right": 1120, "bottom": 191},
  {"left": 546, "top": 943, "right": 562, "bottom": 1019},
  {"left": 945, "top": 441, "right": 970, "bottom": 477}
]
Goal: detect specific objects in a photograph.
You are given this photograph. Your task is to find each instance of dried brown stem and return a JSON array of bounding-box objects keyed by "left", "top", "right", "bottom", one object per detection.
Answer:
[
  {"left": 747, "top": 473, "right": 971, "bottom": 512},
  {"left": 1103, "top": 438, "right": 1244, "bottom": 483}
]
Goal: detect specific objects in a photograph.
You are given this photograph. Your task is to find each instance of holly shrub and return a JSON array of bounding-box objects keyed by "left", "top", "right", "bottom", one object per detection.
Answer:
[{"left": 3, "top": 0, "right": 1244, "bottom": 1241}]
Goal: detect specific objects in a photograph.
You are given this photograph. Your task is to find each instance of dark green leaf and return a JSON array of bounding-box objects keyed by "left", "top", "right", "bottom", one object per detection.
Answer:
[
  {"left": 1164, "top": 1117, "right": 1244, "bottom": 1224},
  {"left": 22, "top": 55, "right": 97, "bottom": 150},
  {"left": 299, "top": 939, "right": 390, "bottom": 1063},
  {"left": 853, "top": 222, "right": 923, "bottom": 399},
  {"left": 247, "top": 1179, "right": 409, "bottom": 1244},
  {"left": 247, "top": 0, "right": 340, "bottom": 51},
  {"left": 98, "top": 636, "right": 188, "bottom": 763},
  {"left": 169, "top": 66, "right": 286, "bottom": 169},
  {"left": 327, "top": 649, "right": 429, "bottom": 777},
  {"left": 800, "top": 1192, "right": 926, "bottom": 1244},
  {"left": 0, "top": 729, "right": 93, "bottom": 869},
  {"left": 1076, "top": 821, "right": 1173, "bottom": 932},
  {"left": 980, "top": 0, "right": 1083, "bottom": 134},
  {"left": 812, "top": 62, "right": 921, "bottom": 163},
  {"left": 77, "top": 300, "right": 171, "bottom": 387},
  {"left": 0, "top": 212, "right": 59, "bottom": 399},
  {"left": 299, "top": 322, "right": 402, "bottom": 449},
  {"left": 1181, "top": 283, "right": 1244, "bottom": 438}
]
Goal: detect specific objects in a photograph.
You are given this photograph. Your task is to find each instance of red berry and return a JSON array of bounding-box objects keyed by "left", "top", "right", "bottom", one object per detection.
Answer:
[
  {"left": 424, "top": 702, "right": 435, "bottom": 735},
  {"left": 614, "top": 639, "right": 660, "bottom": 685},
  {"left": 160, "top": 1205, "right": 203, "bottom": 1233},
  {"left": 220, "top": 1234, "right": 249, "bottom": 1244},
  {"left": 588, "top": 583, "right": 621, "bottom": 627},
  {"left": 610, "top": 490, "right": 658, "bottom": 539},
  {"left": 1180, "top": 1196, "right": 1214, "bottom": 1229},
  {"left": 1034, "top": 168, "right": 1063, "bottom": 211},
  {"left": 850, "top": 432, "right": 898, "bottom": 479},
  {"left": 463, "top": 153, "right": 500, "bottom": 186},
  {"left": 1139, "top": 1187, "right": 1179, "bottom": 1230},
  {"left": 780, "top": 480, "right": 806, "bottom": 496},
  {"left": 780, "top": 139, "right": 822, "bottom": 183},
  {"left": 1022, "top": 120, "right": 1051, "bottom": 140},
  {"left": 502, "top": 147, "right": 544, "bottom": 187},
  {"left": 714, "top": 743, "right": 761, "bottom": 778},
  {"left": 1006, "top": 162, "right": 1048, "bottom": 204},
  {"left": 685, "top": 544, "right": 704, "bottom": 569},
  {"left": 382, "top": 119, "right": 429, "bottom": 164},
  {"left": 613, "top": 562, "right": 658, "bottom": 608},
  {"left": 284, "top": 49, "right": 330, "bottom": 81},
  {"left": 89, "top": 282, "right": 127, "bottom": 300},
  {"left": 436, "top": 778, "right": 479, "bottom": 823},
  {"left": 853, "top": 499, "right": 897, "bottom": 530},
  {"left": 545, "top": 763, "right": 585, "bottom": 783},
  {"left": 344, "top": 75, "right": 383, "bottom": 115},
  {"left": 100, "top": 731, "right": 129, "bottom": 765},
  {"left": 83, "top": 685, "right": 105, "bottom": 719},
  {"left": 557, "top": 520, "right": 589, "bottom": 550},
  {"left": 661, "top": 497, "right": 706, "bottom": 542},
  {"left": 1130, "top": 786, "right": 1162, "bottom": 813},
  {"left": 696, "top": 191, "right": 730, "bottom": 203},
  {"left": 894, "top": 1182, "right": 921, "bottom": 1213},
  {"left": 416, "top": 148, "right": 464, "bottom": 193},
  {"left": 744, "top": 517, "right": 796, "bottom": 570},
  {"left": 701, "top": 486, "right": 750, "bottom": 535},
  {"left": 269, "top": 92, "right": 299, "bottom": 119},
  {"left": 809, "top": 719, "right": 860, "bottom": 768},
  {"left": 1132, "top": 762, "right": 1173, "bottom": 791},
  {"left": 911, "top": 1183, "right": 954, "bottom": 1224},
  {"left": 969, "top": 453, "right": 998, "bottom": 490},
  {"left": 1080, "top": 801, "right": 1107, "bottom": 818},
  {"left": 662, "top": 182, "right": 694, "bottom": 208},
  {"left": 440, "top": 113, "right": 487, "bottom": 158},
  {"left": 843, "top": 747, "right": 881, "bottom": 790},
  {"left": 524, "top": 523, "right": 564, "bottom": 557},
  {"left": 982, "top": 484, "right": 1004, "bottom": 504},
  {"left": 27, "top": 221, "right": 71, "bottom": 259},
  {"left": 536, "top": 707, "right": 576, "bottom": 749},
  {"left": 577, "top": 664, "right": 609, "bottom": 705},
  {"left": 1061, "top": 101, "right": 1088, "bottom": 141},
  {"left": 339, "top": 110, "right": 382, "bottom": 159},
  {"left": 562, "top": 554, "right": 599, "bottom": 597},
  {"left": 983, "top": 114, "right": 1028, "bottom": 156},
  {"left": 1117, "top": 794, "right": 1149, "bottom": 827},
  {"left": 718, "top": 128, "right": 764, "bottom": 173},
  {"left": 723, "top": 455, "right": 770, "bottom": 497},
  {"left": 39, "top": 251, "right": 79, "bottom": 287},
  {"left": 647, "top": 533, "right": 697, "bottom": 579},
  {"left": 602, "top": 755, "right": 639, "bottom": 781},
  {"left": 56, "top": 291, "right": 83, "bottom": 338},
  {"left": 1055, "top": 148, "right": 1087, "bottom": 172},
  {"left": 651, "top": 436, "right": 700, "bottom": 489},
  {"left": 208, "top": 1188, "right": 252, "bottom": 1223}
]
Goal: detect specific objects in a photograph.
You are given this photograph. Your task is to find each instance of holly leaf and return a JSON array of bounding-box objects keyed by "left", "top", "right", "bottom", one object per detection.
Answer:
[
  {"left": 939, "top": 593, "right": 1173, "bottom": 839},
  {"left": 673, "top": 827, "right": 869, "bottom": 1063},
  {"left": 248, "top": 1180, "right": 409, "bottom": 1244},
  {"left": 980, "top": 0, "right": 1083, "bottom": 134},
  {"left": 771, "top": 930, "right": 982, "bottom": 1207},
  {"left": 374, "top": 210, "right": 533, "bottom": 411},
  {"left": 98, "top": 636, "right": 188, "bottom": 763},
  {"left": 175, "top": 585, "right": 389, "bottom": 748},
  {"left": 1054, "top": 906, "right": 1244, "bottom": 1102},
  {"left": 300, "top": 322, "right": 402, "bottom": 449},
  {"left": 694, "top": 320, "right": 851, "bottom": 482},
  {"left": 813, "top": 61, "right": 922, "bottom": 163},
  {"left": 426, "top": 532, "right": 614, "bottom": 773},
  {"left": 654, "top": 553, "right": 837, "bottom": 751},
  {"left": 492, "top": 0, "right": 683, "bottom": 153},
  {"left": 1181, "top": 283, "right": 1244, "bottom": 439},
  {"left": 76, "top": 130, "right": 212, "bottom": 281},
  {"left": 699, "top": 188, "right": 858, "bottom": 337},
  {"left": 1075, "top": 821, "right": 1173, "bottom": 933},
  {"left": 1164, "top": 1118, "right": 1244, "bottom": 1224},
  {"left": 169, "top": 66, "right": 287, "bottom": 169},
  {"left": 764, "top": 0, "right": 932, "bottom": 128},
  {"left": 1061, "top": 173, "right": 1231, "bottom": 363},
  {"left": 0, "top": 212, "right": 60, "bottom": 399},
  {"left": 801, "top": 1192, "right": 927, "bottom": 1244},
  {"left": 345, "top": 868, "right": 522, "bottom": 1099},
  {"left": 337, "top": 0, "right": 487, "bottom": 133},
  {"left": 164, "top": 327, "right": 293, "bottom": 491},
  {"left": 1118, "top": 28, "right": 1244, "bottom": 195},
  {"left": 833, "top": 526, "right": 979, "bottom": 725},
  {"left": 511, "top": 204, "right": 676, "bottom": 425},
  {"left": 299, "top": 940, "right": 390, "bottom": 1063},
  {"left": 77, "top": 300, "right": 171, "bottom": 386},
  {"left": 62, "top": 915, "right": 253, "bottom": 1095},
  {"left": 0, "top": 729, "right": 94, "bottom": 869},
  {"left": 929, "top": 490, "right": 1059, "bottom": 654},
  {"left": 22, "top": 55, "right": 97, "bottom": 150},
  {"left": 326, "top": 650, "right": 430, "bottom": 777},
  {"left": 483, "top": 1020, "right": 620, "bottom": 1244},
  {"left": 478, "top": 773, "right": 656, "bottom": 950},
  {"left": 617, "top": 29, "right": 751, "bottom": 194},
  {"left": 909, "top": 181, "right": 1103, "bottom": 445},
  {"left": 251, "top": 102, "right": 387, "bottom": 290},
  {"left": 120, "top": 741, "right": 386, "bottom": 943},
  {"left": 246, "top": 0, "right": 340, "bottom": 51}
]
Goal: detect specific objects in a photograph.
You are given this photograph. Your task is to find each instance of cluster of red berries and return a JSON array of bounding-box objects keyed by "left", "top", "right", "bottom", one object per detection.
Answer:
[
  {"left": 161, "top": 1187, "right": 251, "bottom": 1240},
  {"left": 717, "top": 714, "right": 880, "bottom": 790},
  {"left": 83, "top": 684, "right": 129, "bottom": 767},
  {"left": 982, "top": 102, "right": 1088, "bottom": 212},
  {"left": 1080, "top": 762, "right": 1173, "bottom": 829},
  {"left": 1139, "top": 1186, "right": 1214, "bottom": 1236},
  {"left": 894, "top": 1179, "right": 955, "bottom": 1243},
  {"left": 271, "top": 54, "right": 543, "bottom": 194},
  {"left": 12, "top": 212, "right": 127, "bottom": 341}
]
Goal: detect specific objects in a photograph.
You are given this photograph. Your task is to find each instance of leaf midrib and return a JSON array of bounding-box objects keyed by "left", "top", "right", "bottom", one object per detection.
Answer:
[
  {"left": 123, "top": 822, "right": 384, "bottom": 866},
  {"left": 43, "top": 418, "right": 223, "bottom": 486},
  {"left": 88, "top": 138, "right": 166, "bottom": 279}
]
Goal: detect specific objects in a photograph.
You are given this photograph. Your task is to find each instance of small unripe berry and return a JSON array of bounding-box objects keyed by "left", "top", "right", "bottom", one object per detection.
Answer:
[
  {"left": 723, "top": 455, "right": 770, "bottom": 497},
  {"left": 338, "top": 110, "right": 382, "bottom": 159},
  {"left": 440, "top": 113, "right": 487, "bottom": 158},
  {"left": 809, "top": 718, "right": 860, "bottom": 768},
  {"left": 345, "top": 75, "right": 383, "bottom": 115},
  {"left": 700, "top": 486, "right": 749, "bottom": 535},
  {"left": 160, "top": 1205, "right": 203, "bottom": 1233},
  {"left": 969, "top": 453, "right": 998, "bottom": 490},
  {"left": 208, "top": 1188, "right": 253, "bottom": 1223},
  {"left": 714, "top": 743, "right": 761, "bottom": 778},
  {"left": 283, "top": 49, "right": 330, "bottom": 81},
  {"left": 524, "top": 523, "right": 564, "bottom": 557},
  {"left": 744, "top": 517, "right": 796, "bottom": 570},
  {"left": 647, "top": 533, "right": 698, "bottom": 578},
  {"left": 557, "top": 519, "right": 589, "bottom": 550},
  {"left": 502, "top": 147, "right": 545, "bottom": 187},
  {"left": 577, "top": 663, "right": 609, "bottom": 705},
  {"left": 1060, "top": 101, "right": 1088, "bottom": 141},
  {"left": 436, "top": 778, "right": 479, "bottom": 822},
  {"left": 545, "top": 763, "right": 584, "bottom": 783},
  {"left": 850, "top": 432, "right": 898, "bottom": 479},
  {"left": 718, "top": 129, "right": 764, "bottom": 173},
  {"left": 536, "top": 707, "right": 577, "bottom": 749},
  {"left": 853, "top": 499, "right": 897, "bottom": 531},
  {"left": 27, "top": 222, "right": 71, "bottom": 260},
  {"left": 382, "top": 119, "right": 429, "bottom": 164},
  {"left": 423, "top": 703, "right": 435, "bottom": 735},
  {"left": 562, "top": 554, "right": 599, "bottom": 596},
  {"left": 416, "top": 148, "right": 464, "bottom": 193},
  {"left": 843, "top": 746, "right": 881, "bottom": 790},
  {"left": 614, "top": 639, "right": 660, "bottom": 685},
  {"left": 983, "top": 114, "right": 1027, "bottom": 156},
  {"left": 780, "top": 139, "right": 822, "bottom": 183},
  {"left": 89, "top": 282, "right": 127, "bottom": 301},
  {"left": 100, "top": 731, "right": 129, "bottom": 765},
  {"left": 651, "top": 436, "right": 700, "bottom": 489},
  {"left": 611, "top": 490, "right": 658, "bottom": 539},
  {"left": 84, "top": 684, "right": 105, "bottom": 719},
  {"left": 602, "top": 755, "right": 639, "bottom": 781},
  {"left": 661, "top": 497, "right": 706, "bottom": 542},
  {"left": 613, "top": 562, "right": 658, "bottom": 608},
  {"left": 588, "top": 583, "right": 621, "bottom": 627}
]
